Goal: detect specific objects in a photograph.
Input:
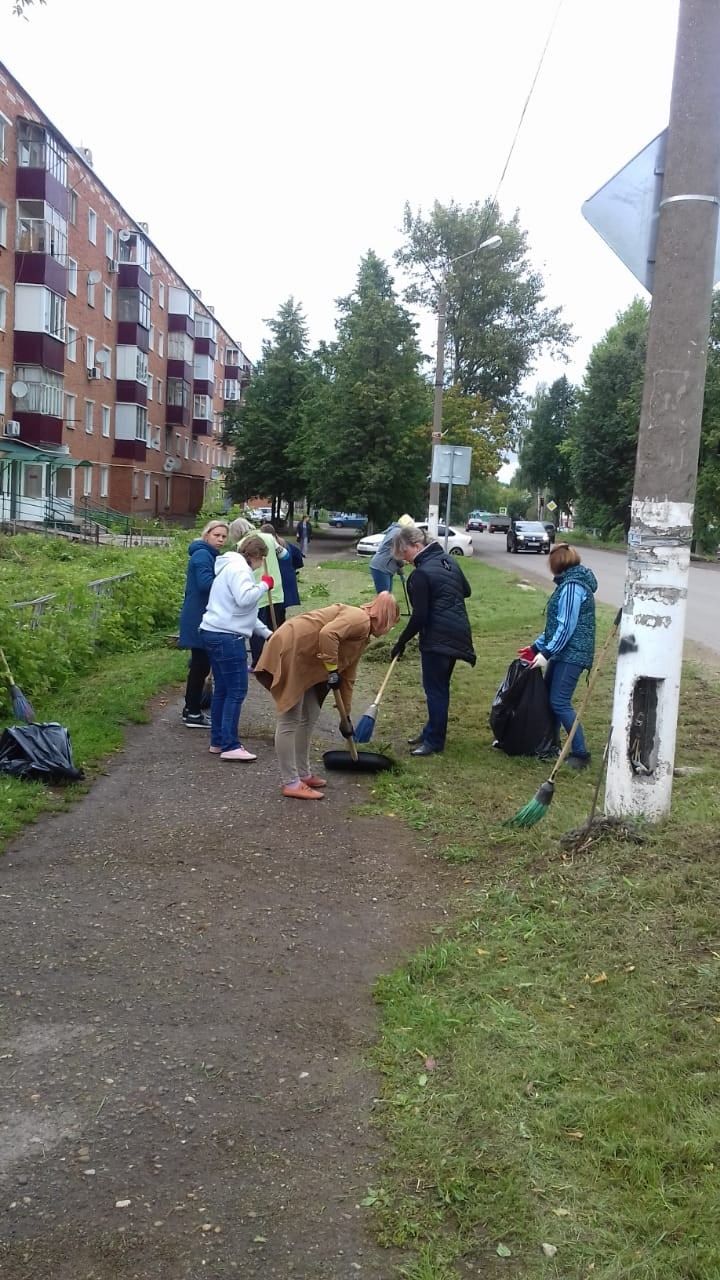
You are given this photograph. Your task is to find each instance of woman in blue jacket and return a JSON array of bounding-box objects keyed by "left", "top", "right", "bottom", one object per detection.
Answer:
[
  {"left": 520, "top": 543, "right": 598, "bottom": 770},
  {"left": 178, "top": 520, "right": 229, "bottom": 726}
]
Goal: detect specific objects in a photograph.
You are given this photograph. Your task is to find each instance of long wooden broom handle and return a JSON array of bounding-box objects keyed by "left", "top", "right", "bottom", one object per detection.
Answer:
[
  {"left": 548, "top": 609, "right": 621, "bottom": 785},
  {"left": 0, "top": 648, "right": 14, "bottom": 685},
  {"left": 374, "top": 656, "right": 399, "bottom": 707},
  {"left": 332, "top": 687, "right": 359, "bottom": 762}
]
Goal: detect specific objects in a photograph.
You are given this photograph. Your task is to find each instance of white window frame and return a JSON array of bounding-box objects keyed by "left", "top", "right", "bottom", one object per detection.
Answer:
[
  {"left": 82, "top": 465, "right": 93, "bottom": 497},
  {"left": 63, "top": 390, "right": 76, "bottom": 427},
  {"left": 87, "top": 277, "right": 96, "bottom": 308},
  {"left": 99, "top": 465, "right": 109, "bottom": 499},
  {"left": 157, "top": 377, "right": 163, "bottom": 403},
  {"left": 103, "top": 285, "right": 112, "bottom": 320},
  {"left": 68, "top": 258, "right": 78, "bottom": 295},
  {"left": 158, "top": 282, "right": 165, "bottom": 309},
  {"left": 105, "top": 225, "right": 114, "bottom": 260},
  {"left": 88, "top": 207, "right": 97, "bottom": 244},
  {"left": 147, "top": 375, "right": 153, "bottom": 401},
  {"left": 0, "top": 369, "right": 6, "bottom": 416},
  {"left": 184, "top": 435, "right": 190, "bottom": 459},
  {"left": 143, "top": 472, "right": 151, "bottom": 501},
  {"left": 158, "top": 331, "right": 164, "bottom": 358},
  {"left": 0, "top": 113, "right": 9, "bottom": 165},
  {"left": 100, "top": 345, "right": 112, "bottom": 379},
  {"left": 66, "top": 325, "right": 78, "bottom": 363},
  {"left": 149, "top": 324, "right": 154, "bottom": 352},
  {"left": 69, "top": 190, "right": 77, "bottom": 225},
  {"left": 84, "top": 399, "right": 94, "bottom": 434},
  {"left": 0, "top": 287, "right": 6, "bottom": 331},
  {"left": 0, "top": 203, "right": 7, "bottom": 248},
  {"left": 86, "top": 335, "right": 95, "bottom": 370},
  {"left": 101, "top": 404, "right": 111, "bottom": 438}
]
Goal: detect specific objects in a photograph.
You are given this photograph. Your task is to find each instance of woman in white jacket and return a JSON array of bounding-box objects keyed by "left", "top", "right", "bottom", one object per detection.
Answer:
[{"left": 199, "top": 534, "right": 272, "bottom": 761}]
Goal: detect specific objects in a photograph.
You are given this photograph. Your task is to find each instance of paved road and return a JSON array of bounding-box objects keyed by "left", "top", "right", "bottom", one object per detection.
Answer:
[{"left": 470, "top": 531, "right": 720, "bottom": 655}]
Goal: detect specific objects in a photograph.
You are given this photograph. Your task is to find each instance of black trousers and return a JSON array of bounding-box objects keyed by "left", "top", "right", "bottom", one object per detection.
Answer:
[
  {"left": 250, "top": 603, "right": 286, "bottom": 664},
  {"left": 184, "top": 647, "right": 211, "bottom": 715}
]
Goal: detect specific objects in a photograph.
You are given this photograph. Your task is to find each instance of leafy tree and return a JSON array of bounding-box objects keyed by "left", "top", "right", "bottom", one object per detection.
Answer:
[
  {"left": 298, "top": 252, "right": 429, "bottom": 528},
  {"left": 696, "top": 293, "right": 720, "bottom": 551},
  {"left": 571, "top": 299, "right": 648, "bottom": 533},
  {"left": 432, "top": 387, "right": 513, "bottom": 479},
  {"left": 395, "top": 199, "right": 573, "bottom": 412},
  {"left": 13, "top": 0, "right": 45, "bottom": 15},
  {"left": 519, "top": 376, "right": 577, "bottom": 518},
  {"left": 225, "top": 298, "right": 317, "bottom": 523}
]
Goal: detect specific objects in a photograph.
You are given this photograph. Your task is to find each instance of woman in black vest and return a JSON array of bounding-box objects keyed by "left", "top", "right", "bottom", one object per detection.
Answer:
[{"left": 390, "top": 525, "right": 476, "bottom": 756}]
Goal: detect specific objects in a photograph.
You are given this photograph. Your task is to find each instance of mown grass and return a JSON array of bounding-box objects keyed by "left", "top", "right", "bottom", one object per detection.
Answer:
[
  {"left": 0, "top": 645, "right": 185, "bottom": 852},
  {"left": 310, "top": 553, "right": 720, "bottom": 1280}
]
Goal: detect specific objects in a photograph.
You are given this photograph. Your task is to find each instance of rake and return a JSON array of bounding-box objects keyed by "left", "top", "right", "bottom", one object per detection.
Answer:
[
  {"left": 0, "top": 647, "right": 35, "bottom": 724},
  {"left": 506, "top": 609, "right": 621, "bottom": 828}
]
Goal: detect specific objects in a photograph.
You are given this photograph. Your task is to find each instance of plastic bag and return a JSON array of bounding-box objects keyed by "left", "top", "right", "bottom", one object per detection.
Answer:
[
  {"left": 489, "top": 659, "right": 558, "bottom": 757},
  {"left": 0, "top": 722, "right": 85, "bottom": 784}
]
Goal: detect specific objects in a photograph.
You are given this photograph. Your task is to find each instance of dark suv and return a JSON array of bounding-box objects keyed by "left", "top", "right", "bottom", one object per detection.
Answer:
[{"left": 507, "top": 519, "right": 552, "bottom": 554}]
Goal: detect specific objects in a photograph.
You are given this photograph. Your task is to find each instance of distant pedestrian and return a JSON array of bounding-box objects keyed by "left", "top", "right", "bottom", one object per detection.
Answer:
[
  {"left": 199, "top": 533, "right": 272, "bottom": 761},
  {"left": 178, "top": 520, "right": 229, "bottom": 728},
  {"left": 369, "top": 513, "right": 414, "bottom": 594},
  {"left": 296, "top": 515, "right": 312, "bottom": 556},
  {"left": 390, "top": 524, "right": 476, "bottom": 757},
  {"left": 274, "top": 533, "right": 304, "bottom": 610}
]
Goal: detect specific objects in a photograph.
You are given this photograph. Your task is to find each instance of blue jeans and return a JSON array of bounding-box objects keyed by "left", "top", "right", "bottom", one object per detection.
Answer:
[
  {"left": 371, "top": 567, "right": 393, "bottom": 594},
  {"left": 545, "top": 659, "right": 589, "bottom": 758},
  {"left": 420, "top": 651, "right": 456, "bottom": 752},
  {"left": 200, "top": 631, "right": 249, "bottom": 752}
]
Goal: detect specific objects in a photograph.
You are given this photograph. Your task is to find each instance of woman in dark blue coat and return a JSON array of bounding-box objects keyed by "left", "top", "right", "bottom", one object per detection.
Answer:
[{"left": 178, "top": 520, "right": 228, "bottom": 726}]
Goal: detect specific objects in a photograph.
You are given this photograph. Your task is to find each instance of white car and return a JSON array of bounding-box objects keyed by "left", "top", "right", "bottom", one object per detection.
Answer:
[{"left": 356, "top": 523, "right": 474, "bottom": 557}]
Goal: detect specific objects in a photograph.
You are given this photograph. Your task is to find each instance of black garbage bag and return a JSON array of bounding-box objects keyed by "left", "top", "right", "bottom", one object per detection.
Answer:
[
  {"left": 0, "top": 722, "right": 85, "bottom": 784},
  {"left": 489, "top": 659, "right": 558, "bottom": 757}
]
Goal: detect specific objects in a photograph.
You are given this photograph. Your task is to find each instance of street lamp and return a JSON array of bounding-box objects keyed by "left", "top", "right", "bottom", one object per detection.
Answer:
[{"left": 427, "top": 234, "right": 502, "bottom": 537}]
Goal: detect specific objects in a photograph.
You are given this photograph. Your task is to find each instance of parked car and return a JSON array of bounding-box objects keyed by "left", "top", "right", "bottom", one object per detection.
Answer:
[
  {"left": 356, "top": 523, "right": 473, "bottom": 558},
  {"left": 487, "top": 512, "right": 511, "bottom": 533},
  {"left": 465, "top": 510, "right": 487, "bottom": 531},
  {"left": 506, "top": 519, "right": 551, "bottom": 554},
  {"left": 329, "top": 512, "right": 368, "bottom": 529}
]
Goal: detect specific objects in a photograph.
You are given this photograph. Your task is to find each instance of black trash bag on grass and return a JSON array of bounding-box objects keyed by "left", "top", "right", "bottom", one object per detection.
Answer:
[
  {"left": 0, "top": 722, "right": 84, "bottom": 784},
  {"left": 489, "top": 659, "right": 558, "bottom": 758}
]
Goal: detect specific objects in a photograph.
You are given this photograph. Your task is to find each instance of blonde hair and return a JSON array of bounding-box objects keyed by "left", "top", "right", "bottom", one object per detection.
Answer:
[
  {"left": 239, "top": 534, "right": 267, "bottom": 564},
  {"left": 201, "top": 519, "right": 229, "bottom": 540},
  {"left": 361, "top": 591, "right": 400, "bottom": 636},
  {"left": 549, "top": 542, "right": 581, "bottom": 575},
  {"left": 392, "top": 524, "right": 429, "bottom": 558}
]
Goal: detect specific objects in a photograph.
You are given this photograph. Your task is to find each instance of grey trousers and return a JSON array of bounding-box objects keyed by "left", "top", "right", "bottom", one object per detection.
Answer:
[{"left": 275, "top": 688, "right": 323, "bottom": 784}]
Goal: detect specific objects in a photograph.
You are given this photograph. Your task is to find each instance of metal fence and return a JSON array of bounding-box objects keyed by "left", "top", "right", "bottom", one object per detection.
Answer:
[{"left": 11, "top": 573, "right": 135, "bottom": 631}]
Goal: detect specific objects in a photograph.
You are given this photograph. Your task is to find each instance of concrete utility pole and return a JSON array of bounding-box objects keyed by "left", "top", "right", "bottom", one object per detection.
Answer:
[{"left": 606, "top": 0, "right": 720, "bottom": 820}]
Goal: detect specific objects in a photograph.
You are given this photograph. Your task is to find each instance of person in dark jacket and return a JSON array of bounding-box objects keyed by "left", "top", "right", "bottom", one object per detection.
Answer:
[
  {"left": 390, "top": 524, "right": 476, "bottom": 756},
  {"left": 178, "top": 520, "right": 229, "bottom": 726},
  {"left": 296, "top": 515, "right": 312, "bottom": 556},
  {"left": 518, "top": 543, "right": 598, "bottom": 770},
  {"left": 277, "top": 536, "right": 304, "bottom": 609}
]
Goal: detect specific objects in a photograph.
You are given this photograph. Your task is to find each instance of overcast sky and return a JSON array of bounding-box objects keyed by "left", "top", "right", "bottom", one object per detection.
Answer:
[{"left": 2, "top": 0, "right": 680, "bottom": 408}]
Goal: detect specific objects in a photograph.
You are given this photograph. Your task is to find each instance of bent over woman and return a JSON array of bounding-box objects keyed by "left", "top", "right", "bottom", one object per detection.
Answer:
[{"left": 254, "top": 592, "right": 399, "bottom": 800}]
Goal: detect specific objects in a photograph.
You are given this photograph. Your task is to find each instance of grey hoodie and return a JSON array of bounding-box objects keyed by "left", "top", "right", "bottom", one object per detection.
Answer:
[{"left": 199, "top": 552, "right": 271, "bottom": 638}]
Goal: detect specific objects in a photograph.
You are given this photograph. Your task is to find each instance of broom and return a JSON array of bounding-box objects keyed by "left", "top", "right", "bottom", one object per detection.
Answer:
[
  {"left": 354, "top": 657, "right": 398, "bottom": 743},
  {"left": 506, "top": 609, "right": 621, "bottom": 828},
  {"left": 0, "top": 647, "right": 35, "bottom": 724}
]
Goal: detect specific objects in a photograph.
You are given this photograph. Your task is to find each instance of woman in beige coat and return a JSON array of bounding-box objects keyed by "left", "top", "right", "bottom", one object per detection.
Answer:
[{"left": 254, "top": 592, "right": 399, "bottom": 799}]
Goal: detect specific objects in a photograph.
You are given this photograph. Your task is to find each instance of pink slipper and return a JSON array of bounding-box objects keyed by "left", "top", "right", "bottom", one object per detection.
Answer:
[{"left": 220, "top": 746, "right": 257, "bottom": 761}]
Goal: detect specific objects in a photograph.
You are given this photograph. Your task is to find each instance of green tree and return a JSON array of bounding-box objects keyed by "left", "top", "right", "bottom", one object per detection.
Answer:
[
  {"left": 225, "top": 298, "right": 317, "bottom": 522},
  {"left": 299, "top": 252, "right": 429, "bottom": 528},
  {"left": 696, "top": 293, "right": 720, "bottom": 551},
  {"left": 395, "top": 199, "right": 573, "bottom": 412},
  {"left": 571, "top": 299, "right": 648, "bottom": 533},
  {"left": 519, "top": 376, "right": 577, "bottom": 518}
]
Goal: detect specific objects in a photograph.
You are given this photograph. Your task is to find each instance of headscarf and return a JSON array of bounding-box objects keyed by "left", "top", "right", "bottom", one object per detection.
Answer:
[{"left": 360, "top": 591, "right": 400, "bottom": 636}]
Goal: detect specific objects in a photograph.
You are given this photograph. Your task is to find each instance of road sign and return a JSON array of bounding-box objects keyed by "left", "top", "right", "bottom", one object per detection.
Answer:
[
  {"left": 430, "top": 444, "right": 472, "bottom": 486},
  {"left": 546, "top": 500, "right": 557, "bottom": 512},
  {"left": 582, "top": 129, "right": 720, "bottom": 292}
]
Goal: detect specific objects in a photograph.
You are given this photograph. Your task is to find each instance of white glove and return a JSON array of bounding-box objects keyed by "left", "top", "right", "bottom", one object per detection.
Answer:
[{"left": 531, "top": 652, "right": 548, "bottom": 673}]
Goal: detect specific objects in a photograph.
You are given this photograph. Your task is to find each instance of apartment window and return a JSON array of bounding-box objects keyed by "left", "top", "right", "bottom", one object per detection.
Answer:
[
  {"left": 158, "top": 282, "right": 165, "bottom": 309},
  {"left": 101, "top": 405, "right": 111, "bottom": 438},
  {"left": 105, "top": 225, "right": 114, "bottom": 260},
  {"left": 17, "top": 122, "right": 67, "bottom": 183},
  {"left": 62, "top": 391, "right": 76, "bottom": 428},
  {"left": 147, "top": 374, "right": 153, "bottom": 401},
  {"left": 44, "top": 290, "right": 65, "bottom": 339},
  {"left": 84, "top": 400, "right": 94, "bottom": 434},
  {"left": 0, "top": 112, "right": 9, "bottom": 164},
  {"left": 13, "top": 365, "right": 62, "bottom": 417},
  {"left": 88, "top": 207, "right": 97, "bottom": 244},
  {"left": 66, "top": 325, "right": 78, "bottom": 362},
  {"left": 193, "top": 393, "right": 212, "bottom": 420},
  {"left": 157, "top": 377, "right": 163, "bottom": 403},
  {"left": 54, "top": 466, "right": 72, "bottom": 501},
  {"left": 165, "top": 426, "right": 172, "bottom": 454},
  {"left": 168, "top": 331, "right": 193, "bottom": 363},
  {"left": 0, "top": 369, "right": 6, "bottom": 416},
  {"left": 0, "top": 202, "right": 7, "bottom": 248},
  {"left": 167, "top": 377, "right": 189, "bottom": 408},
  {"left": 86, "top": 335, "right": 95, "bottom": 370},
  {"left": 69, "top": 190, "right": 77, "bottom": 225},
  {"left": 0, "top": 287, "right": 6, "bottom": 331},
  {"left": 16, "top": 200, "right": 67, "bottom": 259},
  {"left": 226, "top": 347, "right": 239, "bottom": 366},
  {"left": 103, "top": 286, "right": 112, "bottom": 320},
  {"left": 164, "top": 475, "right": 171, "bottom": 508},
  {"left": 184, "top": 435, "right": 189, "bottom": 459},
  {"left": 135, "top": 349, "right": 148, "bottom": 383},
  {"left": 143, "top": 472, "right": 151, "bottom": 501},
  {"left": 191, "top": 437, "right": 198, "bottom": 461},
  {"left": 175, "top": 432, "right": 181, "bottom": 456},
  {"left": 117, "top": 288, "right": 151, "bottom": 329},
  {"left": 132, "top": 471, "right": 138, "bottom": 498},
  {"left": 82, "top": 465, "right": 93, "bottom": 497},
  {"left": 100, "top": 346, "right": 112, "bottom": 379},
  {"left": 135, "top": 406, "right": 148, "bottom": 442},
  {"left": 195, "top": 315, "right": 216, "bottom": 341},
  {"left": 68, "top": 257, "right": 78, "bottom": 295},
  {"left": 100, "top": 465, "right": 109, "bottom": 499},
  {"left": 87, "top": 277, "right": 96, "bottom": 308},
  {"left": 158, "top": 331, "right": 164, "bottom": 358},
  {"left": 149, "top": 324, "right": 154, "bottom": 352}
]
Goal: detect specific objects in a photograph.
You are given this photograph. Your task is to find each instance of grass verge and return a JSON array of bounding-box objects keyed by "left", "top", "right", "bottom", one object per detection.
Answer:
[
  {"left": 0, "top": 645, "right": 185, "bottom": 853},
  {"left": 307, "top": 554, "right": 720, "bottom": 1280}
]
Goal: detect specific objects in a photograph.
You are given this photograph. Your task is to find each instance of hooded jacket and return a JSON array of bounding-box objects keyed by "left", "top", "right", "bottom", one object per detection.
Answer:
[
  {"left": 178, "top": 538, "right": 220, "bottom": 649},
  {"left": 535, "top": 564, "right": 598, "bottom": 670},
  {"left": 238, "top": 530, "right": 288, "bottom": 606},
  {"left": 199, "top": 552, "right": 271, "bottom": 638}
]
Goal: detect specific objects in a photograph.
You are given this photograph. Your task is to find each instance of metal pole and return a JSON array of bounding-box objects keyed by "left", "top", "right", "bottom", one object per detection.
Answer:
[
  {"left": 605, "top": 0, "right": 720, "bottom": 821},
  {"left": 428, "top": 283, "right": 447, "bottom": 538},
  {"left": 443, "top": 449, "right": 455, "bottom": 551}
]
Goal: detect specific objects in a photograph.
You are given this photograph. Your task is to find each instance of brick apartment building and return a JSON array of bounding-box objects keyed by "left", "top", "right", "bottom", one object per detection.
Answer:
[{"left": 0, "top": 61, "right": 251, "bottom": 526}]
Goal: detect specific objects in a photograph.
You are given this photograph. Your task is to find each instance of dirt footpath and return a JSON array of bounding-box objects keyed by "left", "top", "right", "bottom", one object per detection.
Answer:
[{"left": 0, "top": 679, "right": 455, "bottom": 1279}]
